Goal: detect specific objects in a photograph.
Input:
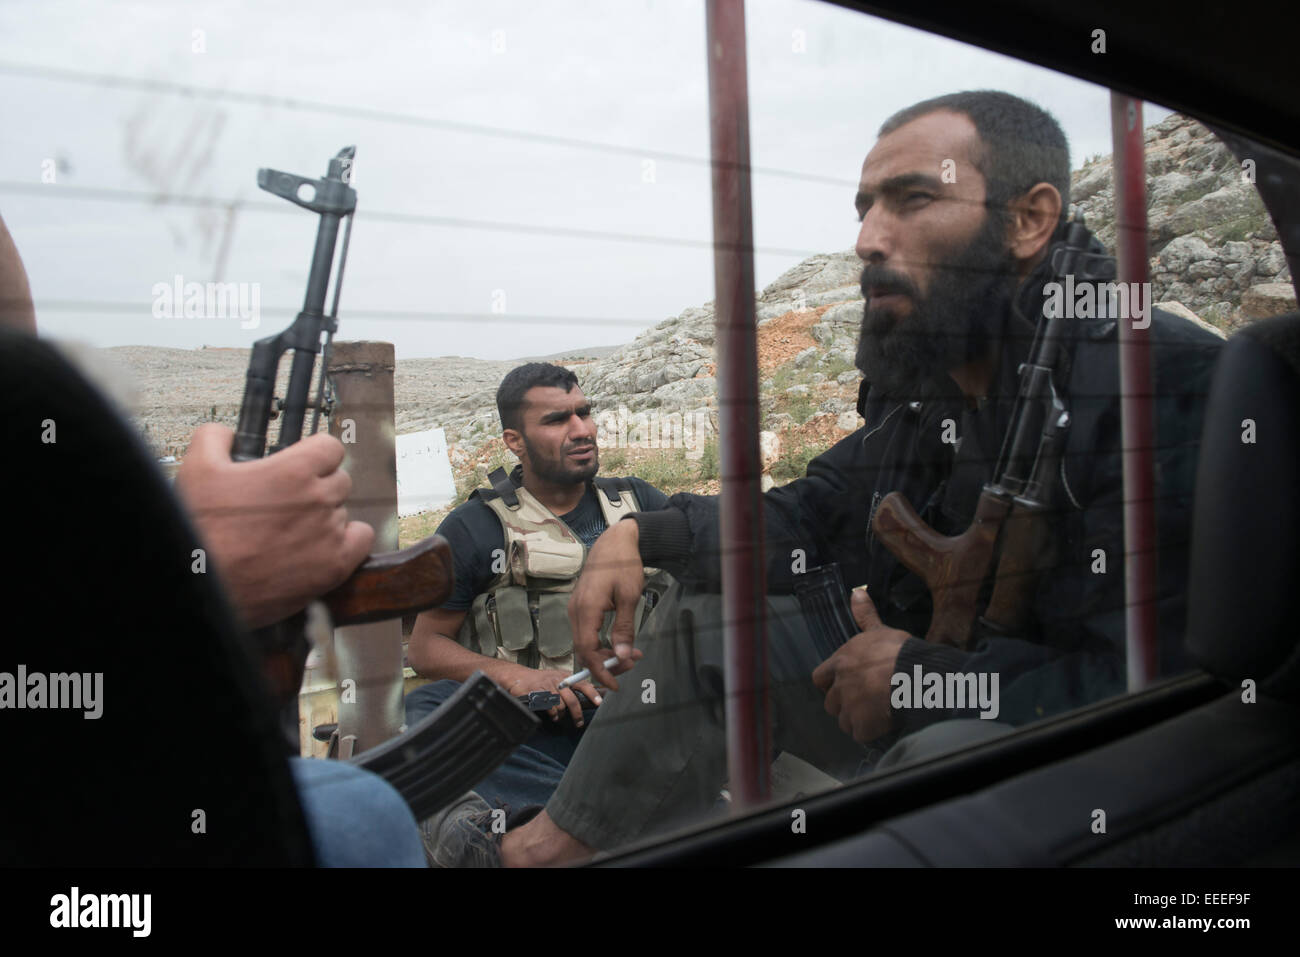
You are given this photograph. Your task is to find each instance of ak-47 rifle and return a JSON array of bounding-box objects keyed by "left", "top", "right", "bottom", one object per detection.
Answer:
[
  {"left": 234, "top": 147, "right": 536, "bottom": 809},
  {"left": 796, "top": 216, "right": 1115, "bottom": 654}
]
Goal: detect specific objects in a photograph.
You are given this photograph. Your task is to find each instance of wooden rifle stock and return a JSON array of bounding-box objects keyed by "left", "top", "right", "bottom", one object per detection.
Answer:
[
  {"left": 871, "top": 488, "right": 1057, "bottom": 650},
  {"left": 982, "top": 498, "right": 1055, "bottom": 633},
  {"left": 872, "top": 488, "right": 1010, "bottom": 649},
  {"left": 259, "top": 534, "right": 454, "bottom": 706},
  {"left": 323, "top": 534, "right": 454, "bottom": 627}
]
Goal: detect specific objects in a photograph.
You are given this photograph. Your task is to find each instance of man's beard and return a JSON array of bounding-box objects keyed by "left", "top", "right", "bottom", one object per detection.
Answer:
[
  {"left": 855, "top": 211, "right": 1016, "bottom": 399},
  {"left": 522, "top": 432, "right": 599, "bottom": 485}
]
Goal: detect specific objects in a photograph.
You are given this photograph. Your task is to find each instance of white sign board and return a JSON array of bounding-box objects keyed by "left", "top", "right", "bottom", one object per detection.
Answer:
[{"left": 395, "top": 428, "right": 457, "bottom": 517}]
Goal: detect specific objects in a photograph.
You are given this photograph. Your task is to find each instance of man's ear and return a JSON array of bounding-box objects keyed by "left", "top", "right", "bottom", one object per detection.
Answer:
[
  {"left": 1007, "top": 182, "right": 1063, "bottom": 269},
  {"left": 502, "top": 428, "right": 525, "bottom": 460}
]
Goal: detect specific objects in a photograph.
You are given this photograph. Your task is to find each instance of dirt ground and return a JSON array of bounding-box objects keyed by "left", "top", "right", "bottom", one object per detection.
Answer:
[
  {"left": 697, "top": 304, "right": 834, "bottom": 381},
  {"left": 756, "top": 305, "right": 834, "bottom": 374}
]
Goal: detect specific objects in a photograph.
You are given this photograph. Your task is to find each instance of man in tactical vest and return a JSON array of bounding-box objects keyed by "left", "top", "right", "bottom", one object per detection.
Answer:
[{"left": 404, "top": 362, "right": 668, "bottom": 861}]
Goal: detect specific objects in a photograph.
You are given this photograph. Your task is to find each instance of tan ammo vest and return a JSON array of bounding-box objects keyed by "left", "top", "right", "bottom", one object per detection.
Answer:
[{"left": 455, "top": 466, "right": 663, "bottom": 672}]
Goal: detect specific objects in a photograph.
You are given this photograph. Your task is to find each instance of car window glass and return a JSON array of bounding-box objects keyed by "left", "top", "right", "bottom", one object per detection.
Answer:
[{"left": 1, "top": 0, "right": 1288, "bottom": 862}]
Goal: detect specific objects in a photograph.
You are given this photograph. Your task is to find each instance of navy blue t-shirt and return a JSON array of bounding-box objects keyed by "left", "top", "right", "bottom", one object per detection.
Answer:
[{"left": 435, "top": 476, "right": 669, "bottom": 612}]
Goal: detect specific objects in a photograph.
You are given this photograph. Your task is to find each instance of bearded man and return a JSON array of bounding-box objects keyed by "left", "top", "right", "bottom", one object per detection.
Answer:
[{"left": 465, "top": 90, "right": 1224, "bottom": 867}]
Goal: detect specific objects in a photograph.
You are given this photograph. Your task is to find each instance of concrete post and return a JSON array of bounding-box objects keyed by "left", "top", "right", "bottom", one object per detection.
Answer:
[{"left": 327, "top": 341, "right": 404, "bottom": 753}]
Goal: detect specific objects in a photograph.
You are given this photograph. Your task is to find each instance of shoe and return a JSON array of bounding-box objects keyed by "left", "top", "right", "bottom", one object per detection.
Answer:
[
  {"left": 419, "top": 791, "right": 503, "bottom": 868},
  {"left": 506, "top": 804, "right": 545, "bottom": 829}
]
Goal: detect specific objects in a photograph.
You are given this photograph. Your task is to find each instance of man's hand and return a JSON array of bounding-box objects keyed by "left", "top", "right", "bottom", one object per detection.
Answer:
[
  {"left": 811, "top": 586, "right": 911, "bottom": 743},
  {"left": 567, "top": 518, "right": 646, "bottom": 690},
  {"left": 0, "top": 212, "right": 37, "bottom": 335},
  {"left": 175, "top": 424, "right": 375, "bottom": 629},
  {"left": 499, "top": 665, "right": 601, "bottom": 728}
]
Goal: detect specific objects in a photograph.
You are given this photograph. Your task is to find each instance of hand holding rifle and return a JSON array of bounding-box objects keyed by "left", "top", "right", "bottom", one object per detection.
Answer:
[
  {"left": 811, "top": 586, "right": 911, "bottom": 743},
  {"left": 175, "top": 424, "right": 375, "bottom": 630}
]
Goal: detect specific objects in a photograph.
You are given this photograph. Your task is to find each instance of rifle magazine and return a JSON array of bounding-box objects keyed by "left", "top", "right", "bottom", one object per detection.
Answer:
[{"left": 349, "top": 671, "right": 537, "bottom": 821}]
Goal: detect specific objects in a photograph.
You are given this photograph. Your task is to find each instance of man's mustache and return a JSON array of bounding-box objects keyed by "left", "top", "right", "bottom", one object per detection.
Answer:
[{"left": 859, "top": 267, "right": 920, "bottom": 301}]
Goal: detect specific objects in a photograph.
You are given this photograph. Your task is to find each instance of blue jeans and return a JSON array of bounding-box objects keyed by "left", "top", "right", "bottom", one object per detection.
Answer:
[
  {"left": 290, "top": 757, "right": 426, "bottom": 867},
  {"left": 405, "top": 679, "right": 595, "bottom": 815}
]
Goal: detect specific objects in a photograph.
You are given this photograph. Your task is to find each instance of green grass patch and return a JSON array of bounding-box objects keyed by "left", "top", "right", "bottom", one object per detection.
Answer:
[
  {"left": 601, "top": 448, "right": 629, "bottom": 473},
  {"left": 763, "top": 359, "right": 820, "bottom": 424},
  {"left": 697, "top": 438, "right": 719, "bottom": 482},
  {"left": 399, "top": 506, "right": 453, "bottom": 547},
  {"left": 1170, "top": 178, "right": 1219, "bottom": 206},
  {"left": 1200, "top": 302, "right": 1236, "bottom": 327},
  {"left": 453, "top": 447, "right": 517, "bottom": 503},
  {"left": 769, "top": 438, "right": 826, "bottom": 483},
  {"left": 783, "top": 394, "right": 817, "bottom": 424},
  {"left": 1206, "top": 191, "right": 1270, "bottom": 243},
  {"left": 624, "top": 448, "right": 709, "bottom": 496},
  {"left": 819, "top": 355, "right": 856, "bottom": 381},
  {"left": 767, "top": 362, "right": 803, "bottom": 392}
]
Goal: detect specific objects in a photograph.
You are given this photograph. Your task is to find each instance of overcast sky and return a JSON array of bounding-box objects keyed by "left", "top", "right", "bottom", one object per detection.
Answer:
[{"left": 1, "top": 0, "right": 1171, "bottom": 360}]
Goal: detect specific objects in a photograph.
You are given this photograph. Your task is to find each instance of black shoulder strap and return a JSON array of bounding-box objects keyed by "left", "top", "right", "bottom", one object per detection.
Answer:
[
  {"left": 474, "top": 465, "right": 521, "bottom": 508},
  {"left": 594, "top": 475, "right": 636, "bottom": 508}
]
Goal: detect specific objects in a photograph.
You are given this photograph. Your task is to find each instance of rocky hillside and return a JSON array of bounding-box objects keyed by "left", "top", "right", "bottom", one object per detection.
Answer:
[
  {"left": 103, "top": 111, "right": 1294, "bottom": 534},
  {"left": 424, "top": 247, "right": 865, "bottom": 461},
  {"left": 1073, "top": 112, "right": 1293, "bottom": 326}
]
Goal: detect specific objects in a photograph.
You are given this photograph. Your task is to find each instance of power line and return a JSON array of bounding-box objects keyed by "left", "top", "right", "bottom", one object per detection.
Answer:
[
  {"left": 0, "top": 60, "right": 856, "bottom": 189},
  {"left": 32, "top": 299, "right": 663, "bottom": 328},
  {"left": 0, "top": 180, "right": 824, "bottom": 258}
]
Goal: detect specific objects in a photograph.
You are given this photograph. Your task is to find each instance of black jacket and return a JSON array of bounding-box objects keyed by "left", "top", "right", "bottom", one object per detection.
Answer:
[{"left": 633, "top": 241, "right": 1224, "bottom": 732}]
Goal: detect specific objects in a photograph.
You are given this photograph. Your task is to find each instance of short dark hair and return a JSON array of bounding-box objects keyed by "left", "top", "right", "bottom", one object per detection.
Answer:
[
  {"left": 879, "top": 90, "right": 1070, "bottom": 228},
  {"left": 496, "top": 362, "right": 580, "bottom": 433}
]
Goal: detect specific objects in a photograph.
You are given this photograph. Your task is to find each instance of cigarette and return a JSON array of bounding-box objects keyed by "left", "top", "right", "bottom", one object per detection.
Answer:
[{"left": 558, "top": 655, "right": 622, "bottom": 690}]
